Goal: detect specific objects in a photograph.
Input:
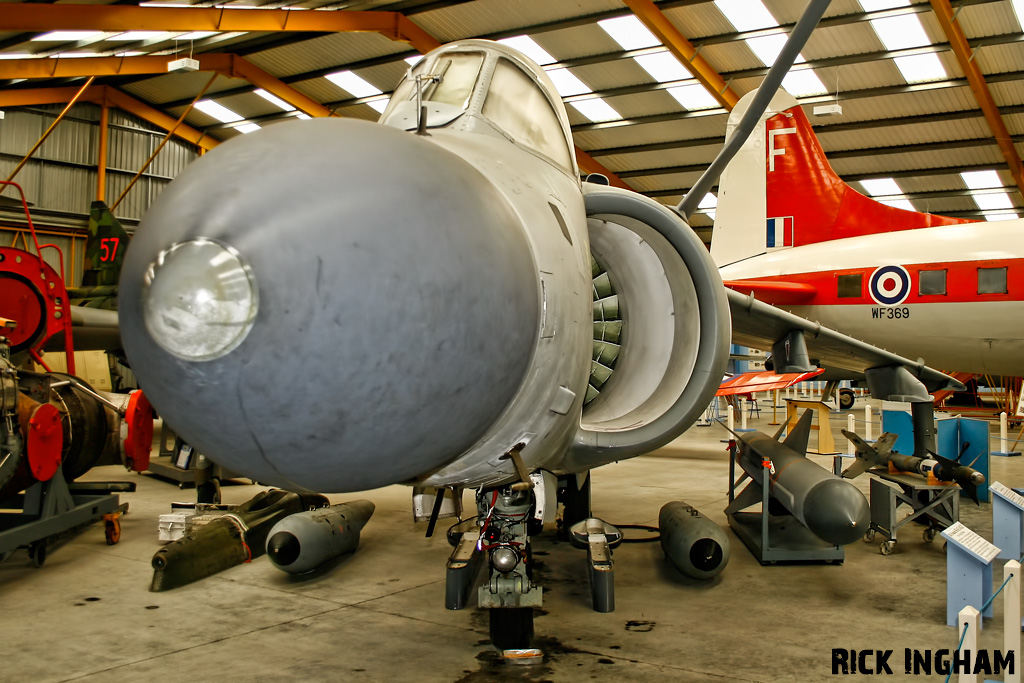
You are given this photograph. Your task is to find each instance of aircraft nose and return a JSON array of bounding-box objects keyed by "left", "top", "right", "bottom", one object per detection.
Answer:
[{"left": 119, "top": 118, "right": 541, "bottom": 492}]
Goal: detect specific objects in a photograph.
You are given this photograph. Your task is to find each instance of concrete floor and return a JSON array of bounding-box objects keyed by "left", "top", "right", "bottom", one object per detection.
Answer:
[{"left": 2, "top": 400, "right": 1021, "bottom": 682}]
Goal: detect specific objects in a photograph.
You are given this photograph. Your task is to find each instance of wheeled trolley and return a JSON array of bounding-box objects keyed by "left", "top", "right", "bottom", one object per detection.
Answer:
[{"left": 865, "top": 470, "right": 959, "bottom": 555}]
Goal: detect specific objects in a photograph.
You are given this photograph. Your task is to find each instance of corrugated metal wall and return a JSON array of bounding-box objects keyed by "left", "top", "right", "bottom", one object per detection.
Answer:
[
  {"left": 0, "top": 228, "right": 84, "bottom": 286},
  {"left": 0, "top": 102, "right": 198, "bottom": 224}
]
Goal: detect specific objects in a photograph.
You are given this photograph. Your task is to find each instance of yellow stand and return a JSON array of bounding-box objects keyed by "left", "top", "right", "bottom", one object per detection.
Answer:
[{"left": 785, "top": 399, "right": 839, "bottom": 454}]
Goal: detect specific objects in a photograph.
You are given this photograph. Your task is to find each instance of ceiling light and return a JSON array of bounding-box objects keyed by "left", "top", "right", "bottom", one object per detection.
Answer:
[
  {"left": 498, "top": 36, "right": 554, "bottom": 65},
  {"left": 782, "top": 69, "right": 828, "bottom": 96},
  {"left": 366, "top": 100, "right": 389, "bottom": 113},
  {"left": 254, "top": 89, "right": 295, "bottom": 111},
  {"left": 668, "top": 84, "right": 720, "bottom": 110},
  {"left": 1013, "top": 0, "right": 1024, "bottom": 30},
  {"left": 570, "top": 98, "right": 620, "bottom": 122},
  {"left": 634, "top": 52, "right": 690, "bottom": 82},
  {"left": 714, "top": 0, "right": 778, "bottom": 31},
  {"left": 545, "top": 68, "right": 592, "bottom": 97},
  {"left": 0, "top": 54, "right": 37, "bottom": 60},
  {"left": 598, "top": 15, "right": 660, "bottom": 50},
  {"left": 236, "top": 123, "right": 261, "bottom": 134},
  {"left": 960, "top": 170, "right": 1001, "bottom": 189},
  {"left": 893, "top": 53, "right": 946, "bottom": 82},
  {"left": 296, "top": 113, "right": 312, "bottom": 120},
  {"left": 985, "top": 212, "right": 1018, "bottom": 221},
  {"left": 49, "top": 53, "right": 98, "bottom": 59},
  {"left": 869, "top": 14, "right": 930, "bottom": 50},
  {"left": 972, "top": 192, "right": 1013, "bottom": 211},
  {"left": 111, "top": 31, "right": 174, "bottom": 41},
  {"left": 325, "top": 70, "right": 382, "bottom": 98},
  {"left": 879, "top": 198, "right": 916, "bottom": 211},
  {"left": 859, "top": 0, "right": 910, "bottom": 10},
  {"left": 859, "top": 178, "right": 902, "bottom": 196},
  {"left": 178, "top": 32, "right": 219, "bottom": 40},
  {"left": 195, "top": 100, "right": 243, "bottom": 123},
  {"left": 32, "top": 31, "right": 102, "bottom": 42}
]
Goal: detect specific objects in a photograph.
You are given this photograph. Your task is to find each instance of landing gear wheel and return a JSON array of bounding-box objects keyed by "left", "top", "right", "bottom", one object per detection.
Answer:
[
  {"left": 196, "top": 478, "right": 221, "bottom": 505},
  {"left": 489, "top": 607, "right": 534, "bottom": 650},
  {"left": 105, "top": 517, "right": 121, "bottom": 545},
  {"left": 923, "top": 528, "right": 937, "bottom": 543},
  {"left": 29, "top": 542, "right": 47, "bottom": 567},
  {"left": 863, "top": 529, "right": 877, "bottom": 543},
  {"left": 879, "top": 540, "right": 896, "bottom": 556},
  {"left": 839, "top": 389, "right": 855, "bottom": 410}
]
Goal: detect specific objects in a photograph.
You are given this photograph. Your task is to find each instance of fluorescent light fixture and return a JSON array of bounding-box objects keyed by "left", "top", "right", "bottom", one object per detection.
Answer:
[
  {"left": 893, "top": 53, "right": 946, "bottom": 82},
  {"left": 869, "top": 14, "right": 930, "bottom": 50},
  {"left": 972, "top": 192, "right": 1013, "bottom": 211},
  {"left": 178, "top": 32, "right": 219, "bottom": 40},
  {"left": 236, "top": 123, "right": 261, "bottom": 134},
  {"left": 570, "top": 98, "right": 620, "bottom": 122},
  {"left": 598, "top": 15, "right": 660, "bottom": 50},
  {"left": 296, "top": 113, "right": 312, "bottom": 120},
  {"left": 111, "top": 31, "right": 174, "bottom": 41},
  {"left": 195, "top": 99, "right": 243, "bottom": 123},
  {"left": 366, "top": 99, "right": 389, "bottom": 113},
  {"left": 254, "top": 89, "right": 295, "bottom": 111},
  {"left": 860, "top": 178, "right": 903, "bottom": 196},
  {"left": 545, "top": 68, "right": 592, "bottom": 97},
  {"left": 1014, "top": 0, "right": 1024, "bottom": 30},
  {"left": 49, "top": 53, "right": 99, "bottom": 59},
  {"left": 715, "top": 0, "right": 778, "bottom": 32},
  {"left": 32, "top": 31, "right": 102, "bottom": 42},
  {"left": 404, "top": 56, "right": 422, "bottom": 67},
  {"left": 0, "top": 54, "right": 36, "bottom": 60},
  {"left": 668, "top": 83, "right": 720, "bottom": 110},
  {"left": 634, "top": 52, "right": 690, "bottom": 82},
  {"left": 985, "top": 212, "right": 1018, "bottom": 221},
  {"left": 115, "top": 52, "right": 147, "bottom": 57},
  {"left": 746, "top": 34, "right": 790, "bottom": 66},
  {"left": 879, "top": 198, "right": 916, "bottom": 211},
  {"left": 960, "top": 170, "right": 1002, "bottom": 189},
  {"left": 325, "top": 70, "right": 382, "bottom": 98},
  {"left": 699, "top": 192, "right": 718, "bottom": 217},
  {"left": 859, "top": 0, "right": 910, "bottom": 10},
  {"left": 782, "top": 69, "right": 828, "bottom": 96},
  {"left": 498, "top": 36, "right": 554, "bottom": 65}
]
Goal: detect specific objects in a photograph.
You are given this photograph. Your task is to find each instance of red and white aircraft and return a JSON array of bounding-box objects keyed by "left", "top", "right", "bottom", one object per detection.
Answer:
[{"left": 713, "top": 90, "right": 1023, "bottom": 378}]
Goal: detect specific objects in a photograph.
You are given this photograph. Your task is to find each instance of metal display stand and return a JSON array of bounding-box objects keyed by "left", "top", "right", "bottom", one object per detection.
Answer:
[
  {"left": 864, "top": 469, "right": 959, "bottom": 555},
  {"left": 725, "top": 440, "right": 844, "bottom": 564},
  {"left": 991, "top": 482, "right": 1024, "bottom": 560},
  {"left": 941, "top": 522, "right": 999, "bottom": 627},
  {"left": 0, "top": 470, "right": 132, "bottom": 566}
]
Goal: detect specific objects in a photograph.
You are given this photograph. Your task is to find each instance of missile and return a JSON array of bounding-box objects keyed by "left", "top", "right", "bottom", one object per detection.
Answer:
[
  {"left": 150, "top": 489, "right": 329, "bottom": 591},
  {"left": 658, "top": 501, "right": 730, "bottom": 580},
  {"left": 266, "top": 500, "right": 375, "bottom": 574},
  {"left": 840, "top": 430, "right": 985, "bottom": 505},
  {"left": 728, "top": 410, "right": 870, "bottom": 546}
]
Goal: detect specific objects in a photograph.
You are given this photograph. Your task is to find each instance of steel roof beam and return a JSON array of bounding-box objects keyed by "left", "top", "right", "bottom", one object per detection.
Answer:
[
  {"left": 0, "top": 5, "right": 442, "bottom": 55},
  {"left": 929, "top": 0, "right": 1024, "bottom": 199}
]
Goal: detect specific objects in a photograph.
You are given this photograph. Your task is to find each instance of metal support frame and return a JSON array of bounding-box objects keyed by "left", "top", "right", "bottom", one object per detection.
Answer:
[{"left": 866, "top": 471, "right": 959, "bottom": 554}]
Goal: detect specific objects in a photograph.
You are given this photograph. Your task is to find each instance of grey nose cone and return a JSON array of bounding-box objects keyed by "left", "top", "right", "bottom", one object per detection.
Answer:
[
  {"left": 120, "top": 119, "right": 540, "bottom": 492},
  {"left": 804, "top": 479, "right": 871, "bottom": 546}
]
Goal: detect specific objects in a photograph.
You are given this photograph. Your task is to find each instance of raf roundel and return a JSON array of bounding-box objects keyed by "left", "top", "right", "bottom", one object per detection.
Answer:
[{"left": 869, "top": 265, "right": 911, "bottom": 306}]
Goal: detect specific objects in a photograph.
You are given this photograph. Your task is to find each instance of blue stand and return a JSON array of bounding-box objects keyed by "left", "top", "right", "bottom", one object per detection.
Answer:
[
  {"left": 991, "top": 482, "right": 1024, "bottom": 560},
  {"left": 938, "top": 417, "right": 991, "bottom": 503},
  {"left": 880, "top": 409, "right": 915, "bottom": 454},
  {"left": 941, "top": 522, "right": 1000, "bottom": 627}
]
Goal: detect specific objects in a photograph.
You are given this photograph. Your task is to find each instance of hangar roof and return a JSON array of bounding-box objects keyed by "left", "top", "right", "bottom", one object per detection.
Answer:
[{"left": 1, "top": 0, "right": 1022, "bottom": 240}]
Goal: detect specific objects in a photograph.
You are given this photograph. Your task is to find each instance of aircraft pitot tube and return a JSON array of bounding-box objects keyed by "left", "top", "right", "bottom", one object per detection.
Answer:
[{"left": 118, "top": 39, "right": 730, "bottom": 495}]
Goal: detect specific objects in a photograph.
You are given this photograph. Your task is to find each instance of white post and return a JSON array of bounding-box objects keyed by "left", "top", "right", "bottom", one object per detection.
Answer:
[
  {"left": 1005, "top": 560, "right": 1021, "bottom": 683},
  {"left": 864, "top": 405, "right": 873, "bottom": 442},
  {"left": 727, "top": 404, "right": 735, "bottom": 433},
  {"left": 848, "top": 414, "right": 856, "bottom": 455},
  {"left": 741, "top": 402, "right": 748, "bottom": 431},
  {"left": 957, "top": 606, "right": 981, "bottom": 683},
  {"left": 1000, "top": 412, "right": 1009, "bottom": 452}
]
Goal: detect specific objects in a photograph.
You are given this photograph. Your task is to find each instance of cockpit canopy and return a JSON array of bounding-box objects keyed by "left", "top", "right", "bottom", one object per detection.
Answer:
[{"left": 380, "top": 40, "right": 577, "bottom": 176}]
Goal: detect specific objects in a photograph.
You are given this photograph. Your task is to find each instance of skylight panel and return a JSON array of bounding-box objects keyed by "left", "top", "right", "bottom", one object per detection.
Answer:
[
  {"left": 972, "top": 192, "right": 1013, "bottom": 211},
  {"left": 546, "top": 68, "right": 592, "bottom": 97},
  {"left": 115, "top": 52, "right": 147, "bottom": 57},
  {"left": 870, "top": 14, "right": 930, "bottom": 51},
  {"left": 598, "top": 15, "right": 660, "bottom": 50},
  {"left": 961, "top": 170, "right": 1002, "bottom": 189},
  {"left": 859, "top": 0, "right": 909, "bottom": 10},
  {"left": 254, "top": 89, "right": 295, "bottom": 111},
  {"left": 296, "top": 113, "right": 312, "bottom": 120},
  {"left": 0, "top": 54, "right": 36, "bottom": 60},
  {"left": 236, "top": 123, "right": 261, "bottom": 134},
  {"left": 668, "top": 83, "right": 720, "bottom": 110},
  {"left": 782, "top": 69, "right": 828, "bottom": 96},
  {"left": 634, "top": 52, "right": 690, "bottom": 82},
  {"left": 1013, "top": 0, "right": 1024, "bottom": 30},
  {"left": 366, "top": 99, "right": 389, "bottom": 114},
  {"left": 32, "top": 31, "right": 102, "bottom": 42},
  {"left": 179, "top": 32, "right": 219, "bottom": 40},
  {"left": 860, "top": 178, "right": 903, "bottom": 196},
  {"left": 325, "top": 71, "right": 382, "bottom": 98},
  {"left": 195, "top": 100, "right": 243, "bottom": 123},
  {"left": 50, "top": 53, "right": 98, "bottom": 59},
  {"left": 879, "top": 198, "right": 916, "bottom": 211},
  {"left": 986, "top": 212, "right": 1018, "bottom": 221},
  {"left": 714, "top": 0, "right": 778, "bottom": 32},
  {"left": 570, "top": 98, "right": 620, "bottom": 122},
  {"left": 498, "top": 36, "right": 554, "bottom": 66},
  {"left": 111, "top": 31, "right": 174, "bottom": 41},
  {"left": 893, "top": 54, "right": 946, "bottom": 82},
  {"left": 698, "top": 193, "right": 718, "bottom": 220},
  {"left": 405, "top": 56, "right": 422, "bottom": 67},
  {"left": 746, "top": 34, "right": 789, "bottom": 66}
]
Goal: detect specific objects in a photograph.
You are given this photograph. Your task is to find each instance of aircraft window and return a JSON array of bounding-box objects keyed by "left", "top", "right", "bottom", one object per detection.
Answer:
[
  {"left": 978, "top": 267, "right": 1007, "bottom": 294},
  {"left": 837, "top": 273, "right": 862, "bottom": 298},
  {"left": 388, "top": 52, "right": 483, "bottom": 111},
  {"left": 482, "top": 58, "right": 573, "bottom": 171},
  {"left": 919, "top": 269, "right": 946, "bottom": 296}
]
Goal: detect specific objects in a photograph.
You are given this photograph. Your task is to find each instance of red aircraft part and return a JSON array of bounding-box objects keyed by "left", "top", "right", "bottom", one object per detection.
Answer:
[
  {"left": 0, "top": 247, "right": 75, "bottom": 366},
  {"left": 123, "top": 391, "right": 154, "bottom": 472},
  {"left": 26, "top": 402, "right": 63, "bottom": 482},
  {"left": 722, "top": 279, "right": 816, "bottom": 305},
  {"left": 717, "top": 369, "right": 825, "bottom": 396}
]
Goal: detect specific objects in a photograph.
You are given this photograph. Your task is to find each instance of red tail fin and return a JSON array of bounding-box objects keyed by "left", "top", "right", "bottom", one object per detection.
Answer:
[{"left": 766, "top": 105, "right": 976, "bottom": 247}]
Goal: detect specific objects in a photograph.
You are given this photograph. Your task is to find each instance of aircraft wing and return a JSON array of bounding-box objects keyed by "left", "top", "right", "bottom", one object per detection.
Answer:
[{"left": 728, "top": 290, "right": 964, "bottom": 394}]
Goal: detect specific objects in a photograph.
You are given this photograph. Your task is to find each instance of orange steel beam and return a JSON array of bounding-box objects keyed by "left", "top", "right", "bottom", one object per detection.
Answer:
[
  {"left": 0, "top": 54, "right": 333, "bottom": 118},
  {"left": 929, "top": 0, "right": 1024, "bottom": 198},
  {"left": 95, "top": 87, "right": 219, "bottom": 151},
  {"left": 0, "top": 86, "right": 86, "bottom": 107},
  {"left": 622, "top": 0, "right": 740, "bottom": 111},
  {"left": 0, "top": 5, "right": 441, "bottom": 55},
  {"left": 574, "top": 147, "right": 631, "bottom": 190}
]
